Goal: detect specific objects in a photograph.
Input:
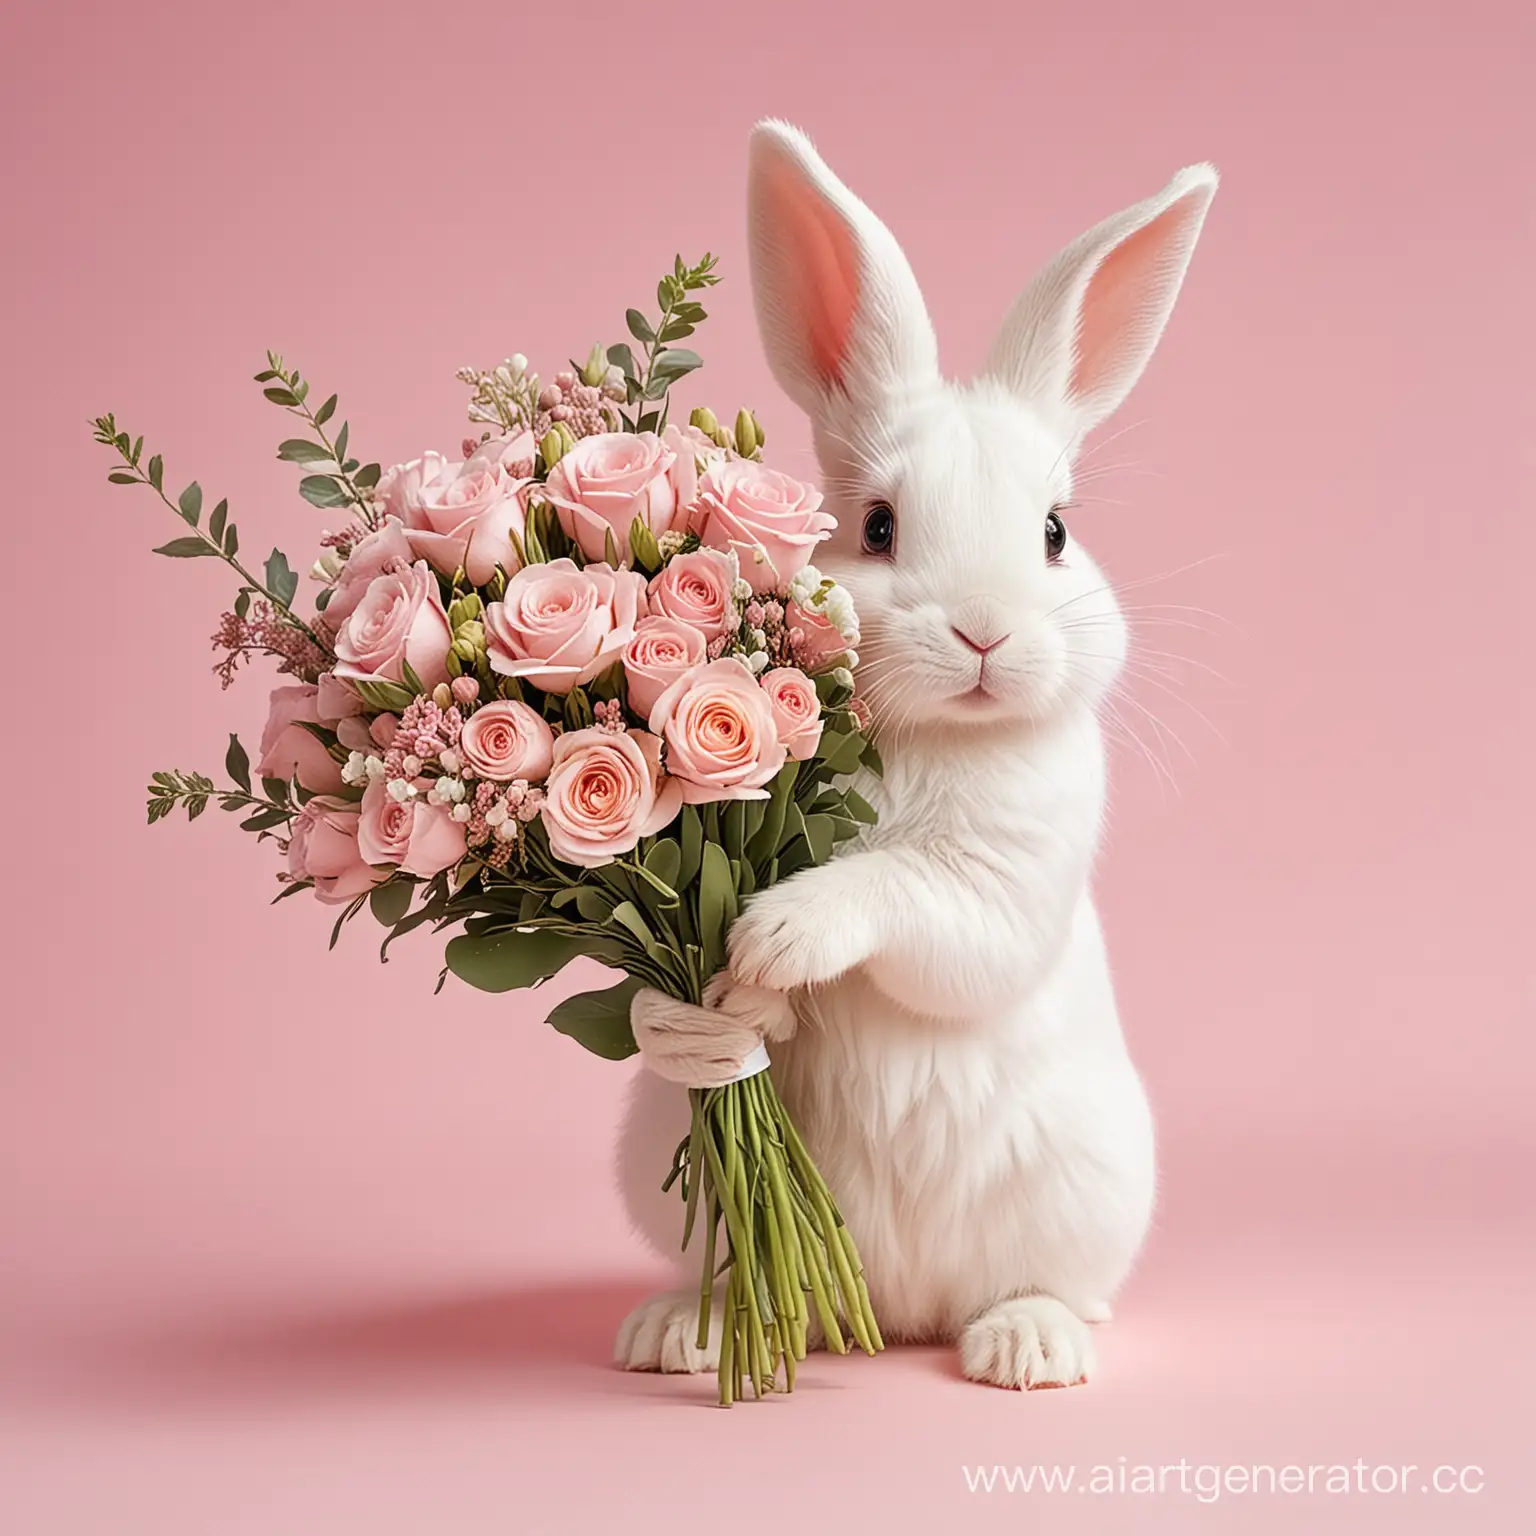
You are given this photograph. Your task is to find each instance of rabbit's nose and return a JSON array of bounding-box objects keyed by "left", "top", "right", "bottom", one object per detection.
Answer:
[{"left": 951, "top": 623, "right": 1011, "bottom": 656}]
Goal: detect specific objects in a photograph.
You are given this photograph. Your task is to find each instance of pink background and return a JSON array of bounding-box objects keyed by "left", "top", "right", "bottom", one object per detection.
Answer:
[{"left": 3, "top": 1, "right": 1532, "bottom": 1531}]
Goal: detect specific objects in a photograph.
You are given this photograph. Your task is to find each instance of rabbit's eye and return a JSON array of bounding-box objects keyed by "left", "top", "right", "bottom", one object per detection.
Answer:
[
  {"left": 861, "top": 503, "right": 896, "bottom": 556},
  {"left": 1045, "top": 508, "right": 1068, "bottom": 563}
]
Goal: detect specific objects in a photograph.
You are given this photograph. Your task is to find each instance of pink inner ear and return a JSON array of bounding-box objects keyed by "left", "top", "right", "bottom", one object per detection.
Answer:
[
  {"left": 1070, "top": 202, "right": 1188, "bottom": 404},
  {"left": 764, "top": 157, "right": 860, "bottom": 386}
]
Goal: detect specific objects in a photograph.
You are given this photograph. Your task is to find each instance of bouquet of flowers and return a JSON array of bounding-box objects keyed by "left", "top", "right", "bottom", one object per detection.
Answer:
[{"left": 95, "top": 253, "right": 883, "bottom": 1404}]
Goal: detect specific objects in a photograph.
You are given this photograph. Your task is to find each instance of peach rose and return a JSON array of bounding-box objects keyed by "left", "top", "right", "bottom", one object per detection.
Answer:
[
  {"left": 695, "top": 461, "right": 835, "bottom": 594},
  {"left": 333, "top": 560, "right": 453, "bottom": 692},
  {"left": 759, "top": 668, "right": 824, "bottom": 761},
  {"left": 483, "top": 559, "right": 647, "bottom": 695},
  {"left": 357, "top": 778, "right": 468, "bottom": 877},
  {"left": 787, "top": 599, "right": 851, "bottom": 674},
  {"left": 257, "top": 684, "right": 345, "bottom": 794},
  {"left": 287, "top": 796, "right": 385, "bottom": 903},
  {"left": 323, "top": 518, "right": 416, "bottom": 629},
  {"left": 542, "top": 431, "right": 694, "bottom": 563},
  {"left": 400, "top": 447, "right": 528, "bottom": 585},
  {"left": 458, "top": 700, "right": 555, "bottom": 783},
  {"left": 648, "top": 658, "right": 787, "bottom": 803},
  {"left": 646, "top": 548, "right": 735, "bottom": 642},
  {"left": 622, "top": 616, "right": 709, "bottom": 720},
  {"left": 541, "top": 727, "right": 683, "bottom": 868}
]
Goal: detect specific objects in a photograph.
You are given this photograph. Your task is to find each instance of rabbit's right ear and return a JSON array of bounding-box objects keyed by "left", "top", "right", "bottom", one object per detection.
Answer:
[{"left": 747, "top": 121, "right": 939, "bottom": 415}]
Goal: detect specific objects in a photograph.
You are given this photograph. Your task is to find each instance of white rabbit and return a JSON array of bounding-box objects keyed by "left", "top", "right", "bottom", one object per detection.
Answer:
[{"left": 614, "top": 121, "right": 1217, "bottom": 1388}]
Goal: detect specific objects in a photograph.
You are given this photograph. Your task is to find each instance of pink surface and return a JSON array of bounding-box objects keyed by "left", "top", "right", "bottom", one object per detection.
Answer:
[{"left": 3, "top": 1, "right": 1533, "bottom": 1531}]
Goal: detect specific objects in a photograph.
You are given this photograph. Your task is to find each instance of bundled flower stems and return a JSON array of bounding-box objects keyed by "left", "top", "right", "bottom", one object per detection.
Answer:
[{"left": 103, "top": 253, "right": 883, "bottom": 1402}]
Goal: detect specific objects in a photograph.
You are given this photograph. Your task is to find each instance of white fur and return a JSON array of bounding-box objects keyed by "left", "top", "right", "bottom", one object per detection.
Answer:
[{"left": 616, "top": 123, "right": 1216, "bottom": 1388}]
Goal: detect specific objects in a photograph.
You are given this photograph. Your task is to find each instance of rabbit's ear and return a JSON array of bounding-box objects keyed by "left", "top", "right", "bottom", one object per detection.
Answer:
[
  {"left": 747, "top": 120, "right": 939, "bottom": 414},
  {"left": 984, "top": 164, "right": 1217, "bottom": 441}
]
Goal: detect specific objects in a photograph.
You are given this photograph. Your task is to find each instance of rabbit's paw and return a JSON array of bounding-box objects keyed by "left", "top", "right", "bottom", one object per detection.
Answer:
[
  {"left": 614, "top": 1289, "right": 719, "bottom": 1373},
  {"left": 959, "top": 1296, "right": 1094, "bottom": 1390},
  {"left": 728, "top": 877, "right": 875, "bottom": 991}
]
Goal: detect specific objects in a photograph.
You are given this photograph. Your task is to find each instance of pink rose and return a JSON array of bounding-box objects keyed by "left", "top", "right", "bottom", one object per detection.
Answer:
[
  {"left": 324, "top": 518, "right": 416, "bottom": 629},
  {"left": 458, "top": 700, "right": 555, "bottom": 783},
  {"left": 695, "top": 461, "right": 835, "bottom": 594},
  {"left": 647, "top": 548, "right": 735, "bottom": 642},
  {"left": 648, "top": 658, "right": 787, "bottom": 803},
  {"left": 376, "top": 451, "right": 451, "bottom": 526},
  {"left": 760, "top": 668, "right": 824, "bottom": 761},
  {"left": 474, "top": 429, "right": 537, "bottom": 479},
  {"left": 787, "top": 599, "right": 851, "bottom": 674},
  {"left": 541, "top": 727, "right": 682, "bottom": 868},
  {"left": 357, "top": 778, "right": 468, "bottom": 877},
  {"left": 333, "top": 560, "right": 452, "bottom": 692},
  {"left": 483, "top": 559, "right": 647, "bottom": 695},
  {"left": 257, "top": 684, "right": 345, "bottom": 793},
  {"left": 622, "top": 616, "right": 709, "bottom": 720},
  {"left": 401, "top": 448, "right": 528, "bottom": 585},
  {"left": 315, "top": 670, "right": 364, "bottom": 722},
  {"left": 662, "top": 421, "right": 728, "bottom": 475},
  {"left": 287, "top": 796, "right": 384, "bottom": 904},
  {"left": 542, "top": 431, "right": 694, "bottom": 563}
]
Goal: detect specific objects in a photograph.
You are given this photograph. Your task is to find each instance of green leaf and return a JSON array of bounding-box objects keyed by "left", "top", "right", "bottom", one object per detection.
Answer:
[
  {"left": 625, "top": 309, "right": 655, "bottom": 346},
  {"left": 147, "top": 454, "right": 164, "bottom": 492},
  {"left": 263, "top": 386, "right": 299, "bottom": 407},
  {"left": 265, "top": 548, "right": 298, "bottom": 607},
  {"left": 300, "top": 474, "right": 349, "bottom": 509},
  {"left": 208, "top": 498, "right": 229, "bottom": 542},
  {"left": 152, "top": 537, "right": 218, "bottom": 559},
  {"left": 747, "top": 762, "right": 799, "bottom": 865},
  {"left": 354, "top": 677, "right": 416, "bottom": 713},
  {"left": 445, "top": 927, "right": 620, "bottom": 993},
  {"left": 697, "top": 842, "right": 737, "bottom": 975},
  {"left": 262, "top": 777, "right": 291, "bottom": 806},
  {"left": 678, "top": 805, "right": 703, "bottom": 889},
  {"left": 649, "top": 348, "right": 703, "bottom": 386},
  {"left": 551, "top": 885, "right": 615, "bottom": 923},
  {"left": 804, "top": 813, "right": 835, "bottom": 865},
  {"left": 842, "top": 788, "right": 878, "bottom": 825},
  {"left": 603, "top": 523, "right": 621, "bottom": 568},
  {"left": 314, "top": 394, "right": 337, "bottom": 426},
  {"left": 107, "top": 470, "right": 138, "bottom": 485},
  {"left": 354, "top": 462, "right": 382, "bottom": 490},
  {"left": 545, "top": 977, "right": 643, "bottom": 1061},
  {"left": 178, "top": 482, "right": 202, "bottom": 525},
  {"left": 370, "top": 881, "right": 413, "bottom": 927},
  {"left": 606, "top": 343, "right": 638, "bottom": 380},
  {"left": 334, "top": 422, "right": 349, "bottom": 463},
  {"left": 643, "top": 837, "right": 682, "bottom": 893},
  {"left": 817, "top": 730, "right": 868, "bottom": 776},
  {"left": 278, "top": 439, "right": 331, "bottom": 464},
  {"left": 225, "top": 733, "right": 251, "bottom": 794},
  {"left": 608, "top": 900, "right": 656, "bottom": 952},
  {"left": 223, "top": 522, "right": 239, "bottom": 557}
]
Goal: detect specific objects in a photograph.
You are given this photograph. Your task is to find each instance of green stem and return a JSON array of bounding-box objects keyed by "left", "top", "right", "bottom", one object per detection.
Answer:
[{"left": 116, "top": 455, "right": 328, "bottom": 652}]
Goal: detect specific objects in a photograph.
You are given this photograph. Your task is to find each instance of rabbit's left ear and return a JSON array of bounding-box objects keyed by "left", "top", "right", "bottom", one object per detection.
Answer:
[{"left": 984, "top": 165, "right": 1218, "bottom": 441}]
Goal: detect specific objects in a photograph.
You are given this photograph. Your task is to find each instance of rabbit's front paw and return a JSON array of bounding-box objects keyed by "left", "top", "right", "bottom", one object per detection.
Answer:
[
  {"left": 615, "top": 1289, "right": 719, "bottom": 1373},
  {"left": 959, "top": 1296, "right": 1094, "bottom": 1390},
  {"left": 728, "top": 877, "right": 875, "bottom": 991}
]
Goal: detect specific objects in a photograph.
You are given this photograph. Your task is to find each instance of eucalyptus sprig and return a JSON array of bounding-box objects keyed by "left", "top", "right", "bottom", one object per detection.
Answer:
[
  {"left": 608, "top": 253, "right": 718, "bottom": 432},
  {"left": 93, "top": 416, "right": 326, "bottom": 653},
  {"left": 255, "top": 353, "right": 382, "bottom": 524},
  {"left": 146, "top": 735, "right": 326, "bottom": 836}
]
